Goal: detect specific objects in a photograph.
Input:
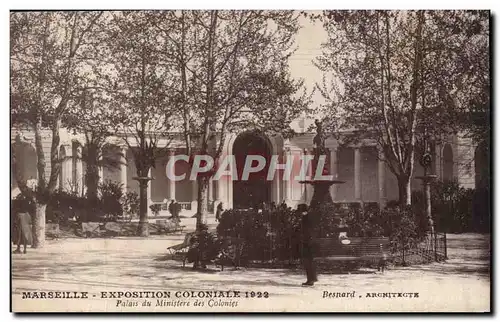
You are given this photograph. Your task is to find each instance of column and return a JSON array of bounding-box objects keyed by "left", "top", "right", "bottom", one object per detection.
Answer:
[
  {"left": 377, "top": 148, "right": 386, "bottom": 207},
  {"left": 191, "top": 179, "right": 198, "bottom": 212},
  {"left": 98, "top": 152, "right": 104, "bottom": 187},
  {"left": 120, "top": 146, "right": 127, "bottom": 195},
  {"left": 65, "top": 146, "right": 72, "bottom": 191},
  {"left": 283, "top": 148, "right": 292, "bottom": 205},
  {"left": 166, "top": 149, "right": 176, "bottom": 201},
  {"left": 354, "top": 147, "right": 361, "bottom": 201},
  {"left": 208, "top": 177, "right": 214, "bottom": 202},
  {"left": 75, "top": 146, "right": 83, "bottom": 195},
  {"left": 329, "top": 147, "right": 338, "bottom": 201}
]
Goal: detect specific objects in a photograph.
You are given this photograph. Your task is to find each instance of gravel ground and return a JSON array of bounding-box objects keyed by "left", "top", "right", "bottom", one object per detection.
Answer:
[{"left": 11, "top": 232, "right": 490, "bottom": 312}]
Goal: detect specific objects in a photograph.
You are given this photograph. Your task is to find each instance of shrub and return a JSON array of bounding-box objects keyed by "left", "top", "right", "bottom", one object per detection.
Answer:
[
  {"left": 11, "top": 192, "right": 36, "bottom": 216},
  {"left": 411, "top": 179, "right": 478, "bottom": 233},
  {"left": 46, "top": 190, "right": 84, "bottom": 223},
  {"left": 98, "top": 181, "right": 124, "bottom": 222},
  {"left": 382, "top": 205, "right": 420, "bottom": 256},
  {"left": 187, "top": 224, "right": 222, "bottom": 267},
  {"left": 122, "top": 191, "right": 140, "bottom": 220},
  {"left": 150, "top": 204, "right": 161, "bottom": 217}
]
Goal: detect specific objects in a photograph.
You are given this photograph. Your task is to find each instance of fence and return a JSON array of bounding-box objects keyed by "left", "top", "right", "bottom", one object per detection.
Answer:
[{"left": 391, "top": 232, "right": 447, "bottom": 266}]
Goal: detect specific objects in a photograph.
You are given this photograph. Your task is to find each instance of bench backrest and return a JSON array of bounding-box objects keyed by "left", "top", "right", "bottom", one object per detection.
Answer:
[
  {"left": 82, "top": 222, "right": 100, "bottom": 232},
  {"left": 315, "top": 237, "right": 390, "bottom": 257}
]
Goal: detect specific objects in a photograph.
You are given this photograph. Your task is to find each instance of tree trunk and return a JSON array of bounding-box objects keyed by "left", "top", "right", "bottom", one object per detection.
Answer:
[
  {"left": 32, "top": 202, "right": 47, "bottom": 248},
  {"left": 137, "top": 180, "right": 149, "bottom": 237},
  {"left": 397, "top": 175, "right": 412, "bottom": 206},
  {"left": 196, "top": 176, "right": 210, "bottom": 230},
  {"left": 85, "top": 144, "right": 100, "bottom": 200}
]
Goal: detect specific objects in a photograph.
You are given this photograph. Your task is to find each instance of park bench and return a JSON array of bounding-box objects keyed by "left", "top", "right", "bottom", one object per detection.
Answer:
[
  {"left": 156, "top": 219, "right": 186, "bottom": 234},
  {"left": 45, "top": 223, "right": 61, "bottom": 239},
  {"left": 215, "top": 237, "right": 245, "bottom": 271},
  {"left": 81, "top": 222, "right": 102, "bottom": 238},
  {"left": 167, "top": 232, "right": 196, "bottom": 267},
  {"left": 103, "top": 222, "right": 122, "bottom": 237},
  {"left": 314, "top": 236, "right": 391, "bottom": 272}
]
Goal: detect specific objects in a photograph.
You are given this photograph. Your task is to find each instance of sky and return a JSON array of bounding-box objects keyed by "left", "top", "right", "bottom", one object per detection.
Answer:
[{"left": 288, "top": 13, "right": 328, "bottom": 132}]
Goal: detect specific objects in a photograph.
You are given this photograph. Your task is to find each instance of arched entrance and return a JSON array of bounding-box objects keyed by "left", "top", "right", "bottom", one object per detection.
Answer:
[{"left": 232, "top": 131, "right": 272, "bottom": 209}]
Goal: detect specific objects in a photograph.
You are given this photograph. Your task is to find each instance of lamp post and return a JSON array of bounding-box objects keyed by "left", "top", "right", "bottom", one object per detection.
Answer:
[{"left": 416, "top": 150, "right": 437, "bottom": 236}]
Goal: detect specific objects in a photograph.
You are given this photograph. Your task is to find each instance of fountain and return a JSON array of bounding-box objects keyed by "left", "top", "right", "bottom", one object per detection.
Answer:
[{"left": 299, "top": 120, "right": 345, "bottom": 235}]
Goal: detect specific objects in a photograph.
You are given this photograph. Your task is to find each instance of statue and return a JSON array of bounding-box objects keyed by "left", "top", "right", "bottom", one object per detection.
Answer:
[{"left": 312, "top": 119, "right": 327, "bottom": 158}]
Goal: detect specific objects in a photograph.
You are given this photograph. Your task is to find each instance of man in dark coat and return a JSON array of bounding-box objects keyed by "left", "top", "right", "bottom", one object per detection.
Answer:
[
  {"left": 215, "top": 202, "right": 223, "bottom": 222},
  {"left": 298, "top": 204, "right": 318, "bottom": 286},
  {"left": 168, "top": 200, "right": 176, "bottom": 218},
  {"left": 13, "top": 212, "right": 32, "bottom": 254}
]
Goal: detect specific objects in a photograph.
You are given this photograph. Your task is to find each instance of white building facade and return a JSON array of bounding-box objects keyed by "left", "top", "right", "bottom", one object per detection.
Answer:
[{"left": 11, "top": 126, "right": 480, "bottom": 216}]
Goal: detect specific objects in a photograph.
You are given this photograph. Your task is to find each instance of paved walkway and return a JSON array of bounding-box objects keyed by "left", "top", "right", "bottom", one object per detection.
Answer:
[{"left": 11, "top": 233, "right": 490, "bottom": 312}]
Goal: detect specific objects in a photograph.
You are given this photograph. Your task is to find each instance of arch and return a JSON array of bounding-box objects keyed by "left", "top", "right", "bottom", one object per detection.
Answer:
[
  {"left": 442, "top": 144, "right": 454, "bottom": 181},
  {"left": 232, "top": 130, "right": 272, "bottom": 209}
]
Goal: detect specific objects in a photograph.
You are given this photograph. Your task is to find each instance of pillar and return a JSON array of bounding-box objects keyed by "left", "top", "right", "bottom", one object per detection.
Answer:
[
  {"left": 377, "top": 148, "right": 386, "bottom": 207},
  {"left": 166, "top": 149, "right": 176, "bottom": 201},
  {"left": 329, "top": 147, "right": 338, "bottom": 201},
  {"left": 284, "top": 147, "right": 293, "bottom": 205},
  {"left": 208, "top": 177, "right": 214, "bottom": 201},
  {"left": 98, "top": 152, "right": 104, "bottom": 187},
  {"left": 191, "top": 179, "right": 198, "bottom": 212},
  {"left": 354, "top": 147, "right": 361, "bottom": 201},
  {"left": 75, "top": 145, "right": 83, "bottom": 195},
  {"left": 120, "top": 146, "right": 127, "bottom": 195}
]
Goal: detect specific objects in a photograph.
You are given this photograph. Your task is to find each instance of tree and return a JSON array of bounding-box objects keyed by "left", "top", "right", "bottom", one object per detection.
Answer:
[
  {"left": 106, "top": 12, "right": 178, "bottom": 236},
  {"left": 152, "top": 10, "right": 311, "bottom": 228},
  {"left": 313, "top": 10, "right": 488, "bottom": 206},
  {"left": 65, "top": 87, "right": 124, "bottom": 201},
  {"left": 11, "top": 11, "right": 103, "bottom": 247}
]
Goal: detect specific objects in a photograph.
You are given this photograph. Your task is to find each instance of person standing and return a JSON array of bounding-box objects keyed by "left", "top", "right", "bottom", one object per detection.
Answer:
[
  {"left": 13, "top": 212, "right": 32, "bottom": 254},
  {"left": 215, "top": 202, "right": 223, "bottom": 222},
  {"left": 168, "top": 200, "right": 177, "bottom": 219},
  {"left": 298, "top": 203, "right": 317, "bottom": 286}
]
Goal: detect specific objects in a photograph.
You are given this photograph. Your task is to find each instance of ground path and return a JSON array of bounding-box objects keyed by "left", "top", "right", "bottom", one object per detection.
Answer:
[{"left": 12, "top": 232, "right": 490, "bottom": 312}]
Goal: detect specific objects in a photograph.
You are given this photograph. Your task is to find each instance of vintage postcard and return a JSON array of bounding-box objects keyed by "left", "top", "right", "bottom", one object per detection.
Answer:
[{"left": 10, "top": 9, "right": 490, "bottom": 313}]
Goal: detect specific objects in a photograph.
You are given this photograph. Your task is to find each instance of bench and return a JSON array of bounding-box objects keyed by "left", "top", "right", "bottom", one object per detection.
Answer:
[
  {"left": 167, "top": 232, "right": 196, "bottom": 267},
  {"left": 314, "top": 236, "right": 391, "bottom": 272},
  {"left": 215, "top": 237, "right": 245, "bottom": 271},
  {"left": 81, "top": 222, "right": 102, "bottom": 238},
  {"left": 103, "top": 222, "right": 122, "bottom": 237},
  {"left": 45, "top": 223, "right": 61, "bottom": 239},
  {"left": 156, "top": 219, "right": 186, "bottom": 234}
]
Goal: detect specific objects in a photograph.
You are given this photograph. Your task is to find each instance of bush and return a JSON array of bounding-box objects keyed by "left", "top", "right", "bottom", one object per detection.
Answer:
[
  {"left": 150, "top": 204, "right": 161, "bottom": 217},
  {"left": 382, "top": 205, "right": 420, "bottom": 255},
  {"left": 98, "top": 181, "right": 124, "bottom": 222},
  {"left": 217, "top": 205, "right": 303, "bottom": 262},
  {"left": 412, "top": 180, "right": 478, "bottom": 233},
  {"left": 187, "top": 224, "right": 222, "bottom": 267},
  {"left": 122, "top": 191, "right": 140, "bottom": 220},
  {"left": 46, "top": 190, "right": 84, "bottom": 223},
  {"left": 11, "top": 193, "right": 36, "bottom": 216}
]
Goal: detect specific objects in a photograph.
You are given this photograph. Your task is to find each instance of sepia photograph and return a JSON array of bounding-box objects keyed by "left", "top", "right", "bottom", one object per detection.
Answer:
[{"left": 9, "top": 8, "right": 491, "bottom": 313}]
